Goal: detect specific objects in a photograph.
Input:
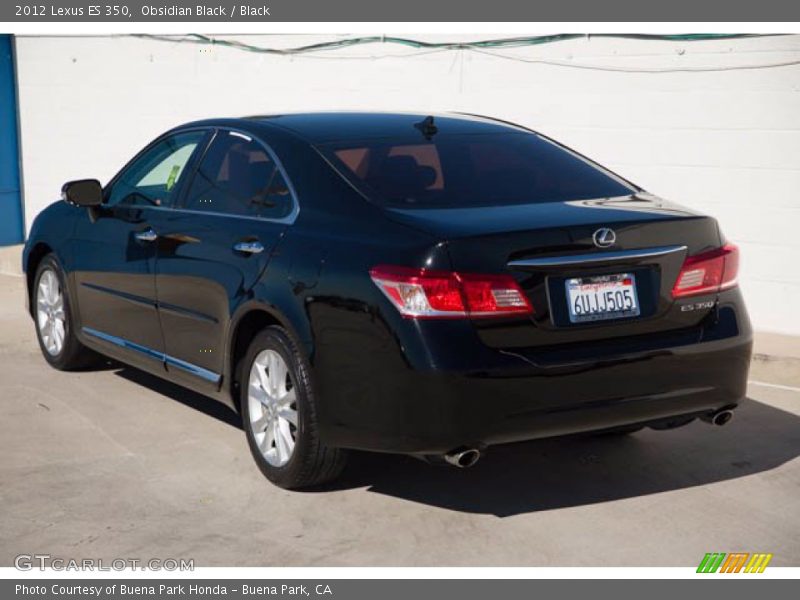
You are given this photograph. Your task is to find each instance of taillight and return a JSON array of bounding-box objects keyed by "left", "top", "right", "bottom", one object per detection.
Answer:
[
  {"left": 369, "top": 265, "right": 533, "bottom": 319},
  {"left": 672, "top": 243, "right": 739, "bottom": 298}
]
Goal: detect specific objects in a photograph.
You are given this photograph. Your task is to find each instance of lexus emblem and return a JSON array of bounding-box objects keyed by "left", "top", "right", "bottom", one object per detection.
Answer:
[{"left": 593, "top": 228, "right": 616, "bottom": 248}]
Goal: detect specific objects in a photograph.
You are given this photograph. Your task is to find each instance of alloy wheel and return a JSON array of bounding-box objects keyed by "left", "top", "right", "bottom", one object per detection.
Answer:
[
  {"left": 36, "top": 269, "right": 66, "bottom": 356},
  {"left": 247, "top": 349, "right": 299, "bottom": 467}
]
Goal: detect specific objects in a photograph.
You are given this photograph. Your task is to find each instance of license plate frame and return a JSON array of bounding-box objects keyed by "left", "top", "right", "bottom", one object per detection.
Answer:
[{"left": 565, "top": 273, "right": 640, "bottom": 324}]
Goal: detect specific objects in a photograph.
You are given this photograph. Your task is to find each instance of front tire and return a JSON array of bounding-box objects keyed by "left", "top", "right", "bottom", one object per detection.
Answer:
[
  {"left": 240, "top": 326, "right": 347, "bottom": 489},
  {"left": 33, "top": 255, "right": 96, "bottom": 370}
]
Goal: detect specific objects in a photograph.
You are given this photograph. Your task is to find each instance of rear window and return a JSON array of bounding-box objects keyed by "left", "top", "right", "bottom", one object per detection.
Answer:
[{"left": 320, "top": 132, "right": 635, "bottom": 208}]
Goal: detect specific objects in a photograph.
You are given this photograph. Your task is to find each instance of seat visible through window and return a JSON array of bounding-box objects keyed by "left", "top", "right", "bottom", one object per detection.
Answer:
[{"left": 184, "top": 131, "right": 294, "bottom": 219}]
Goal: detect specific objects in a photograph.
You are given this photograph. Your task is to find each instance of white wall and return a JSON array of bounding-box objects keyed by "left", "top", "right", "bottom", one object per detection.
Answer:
[{"left": 14, "top": 34, "right": 800, "bottom": 334}]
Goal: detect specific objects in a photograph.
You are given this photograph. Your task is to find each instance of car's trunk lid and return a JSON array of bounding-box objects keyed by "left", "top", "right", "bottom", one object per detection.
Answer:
[{"left": 384, "top": 193, "right": 722, "bottom": 349}]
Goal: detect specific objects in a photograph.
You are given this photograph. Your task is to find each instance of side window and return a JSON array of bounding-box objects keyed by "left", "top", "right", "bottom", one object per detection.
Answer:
[
  {"left": 183, "top": 131, "right": 294, "bottom": 219},
  {"left": 107, "top": 131, "right": 205, "bottom": 207}
]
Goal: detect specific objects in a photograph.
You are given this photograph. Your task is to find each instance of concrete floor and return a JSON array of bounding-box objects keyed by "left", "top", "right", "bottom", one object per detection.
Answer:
[{"left": 1, "top": 273, "right": 798, "bottom": 567}]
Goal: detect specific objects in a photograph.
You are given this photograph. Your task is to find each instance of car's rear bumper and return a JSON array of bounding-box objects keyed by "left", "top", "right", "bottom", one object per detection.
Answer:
[{"left": 316, "top": 290, "right": 752, "bottom": 454}]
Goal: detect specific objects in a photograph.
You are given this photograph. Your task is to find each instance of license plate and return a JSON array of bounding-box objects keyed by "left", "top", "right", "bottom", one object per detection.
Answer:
[{"left": 565, "top": 273, "right": 640, "bottom": 323}]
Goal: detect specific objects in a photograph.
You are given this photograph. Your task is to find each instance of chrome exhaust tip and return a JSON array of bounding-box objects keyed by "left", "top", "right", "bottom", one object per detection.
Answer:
[
  {"left": 703, "top": 409, "right": 734, "bottom": 426},
  {"left": 711, "top": 410, "right": 734, "bottom": 426},
  {"left": 443, "top": 448, "right": 481, "bottom": 468}
]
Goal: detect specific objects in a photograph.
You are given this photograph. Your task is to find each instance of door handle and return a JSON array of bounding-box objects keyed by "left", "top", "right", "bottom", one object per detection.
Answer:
[
  {"left": 135, "top": 228, "right": 158, "bottom": 243},
  {"left": 233, "top": 241, "right": 265, "bottom": 255}
]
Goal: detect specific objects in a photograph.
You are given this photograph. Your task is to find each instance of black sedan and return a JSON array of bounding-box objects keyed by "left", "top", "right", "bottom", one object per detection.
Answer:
[{"left": 22, "top": 112, "right": 752, "bottom": 488}]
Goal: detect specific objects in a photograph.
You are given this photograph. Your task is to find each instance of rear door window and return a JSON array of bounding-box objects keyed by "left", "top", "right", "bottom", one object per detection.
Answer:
[
  {"left": 183, "top": 131, "right": 294, "bottom": 219},
  {"left": 321, "top": 132, "right": 635, "bottom": 208}
]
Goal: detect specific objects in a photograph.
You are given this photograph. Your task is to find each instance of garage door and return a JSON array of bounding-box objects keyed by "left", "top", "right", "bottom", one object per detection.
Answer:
[{"left": 0, "top": 35, "right": 23, "bottom": 246}]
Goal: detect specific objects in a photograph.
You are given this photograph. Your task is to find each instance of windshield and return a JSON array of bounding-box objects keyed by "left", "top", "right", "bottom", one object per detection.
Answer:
[{"left": 319, "top": 132, "right": 636, "bottom": 209}]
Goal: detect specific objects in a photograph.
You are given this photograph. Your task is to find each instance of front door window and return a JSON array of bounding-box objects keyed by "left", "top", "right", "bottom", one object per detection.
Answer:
[{"left": 106, "top": 131, "right": 206, "bottom": 208}]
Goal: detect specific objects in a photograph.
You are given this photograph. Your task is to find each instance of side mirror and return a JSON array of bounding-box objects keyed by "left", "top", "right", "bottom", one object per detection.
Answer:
[{"left": 62, "top": 179, "right": 103, "bottom": 207}]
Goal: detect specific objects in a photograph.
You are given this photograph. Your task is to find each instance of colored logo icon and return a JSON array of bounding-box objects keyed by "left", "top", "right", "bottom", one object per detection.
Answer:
[{"left": 697, "top": 552, "right": 773, "bottom": 573}]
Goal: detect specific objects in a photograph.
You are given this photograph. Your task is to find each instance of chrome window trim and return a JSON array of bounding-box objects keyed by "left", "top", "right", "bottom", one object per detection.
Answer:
[
  {"left": 102, "top": 127, "right": 211, "bottom": 208},
  {"left": 507, "top": 245, "right": 687, "bottom": 269},
  {"left": 104, "top": 125, "right": 300, "bottom": 226},
  {"left": 178, "top": 126, "right": 300, "bottom": 225},
  {"left": 131, "top": 204, "right": 294, "bottom": 224}
]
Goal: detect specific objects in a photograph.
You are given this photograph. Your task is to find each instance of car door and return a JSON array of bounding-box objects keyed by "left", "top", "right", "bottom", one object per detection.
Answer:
[
  {"left": 72, "top": 129, "right": 209, "bottom": 373},
  {"left": 154, "top": 129, "right": 296, "bottom": 391}
]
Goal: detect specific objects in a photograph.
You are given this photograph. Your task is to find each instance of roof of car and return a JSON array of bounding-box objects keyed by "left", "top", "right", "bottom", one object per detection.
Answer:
[{"left": 241, "top": 111, "right": 531, "bottom": 143}]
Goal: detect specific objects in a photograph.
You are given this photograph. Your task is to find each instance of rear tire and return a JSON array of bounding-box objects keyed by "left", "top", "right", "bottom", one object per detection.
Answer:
[
  {"left": 33, "top": 254, "right": 97, "bottom": 370},
  {"left": 240, "top": 326, "right": 347, "bottom": 489}
]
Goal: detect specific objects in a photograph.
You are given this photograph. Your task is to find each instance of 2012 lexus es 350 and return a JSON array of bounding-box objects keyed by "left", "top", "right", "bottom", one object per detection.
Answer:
[{"left": 23, "top": 112, "right": 752, "bottom": 488}]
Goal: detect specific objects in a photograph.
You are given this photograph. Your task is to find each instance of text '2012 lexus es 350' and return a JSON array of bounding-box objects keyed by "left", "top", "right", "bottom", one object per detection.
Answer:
[{"left": 23, "top": 113, "right": 752, "bottom": 488}]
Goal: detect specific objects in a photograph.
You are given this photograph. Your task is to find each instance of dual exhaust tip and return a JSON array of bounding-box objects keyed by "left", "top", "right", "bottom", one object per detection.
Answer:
[
  {"left": 706, "top": 409, "right": 734, "bottom": 427},
  {"left": 443, "top": 447, "right": 481, "bottom": 468},
  {"left": 437, "top": 410, "right": 734, "bottom": 468}
]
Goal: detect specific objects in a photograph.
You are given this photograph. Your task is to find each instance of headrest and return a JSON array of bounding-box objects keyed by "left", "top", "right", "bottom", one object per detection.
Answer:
[{"left": 368, "top": 155, "right": 437, "bottom": 198}]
